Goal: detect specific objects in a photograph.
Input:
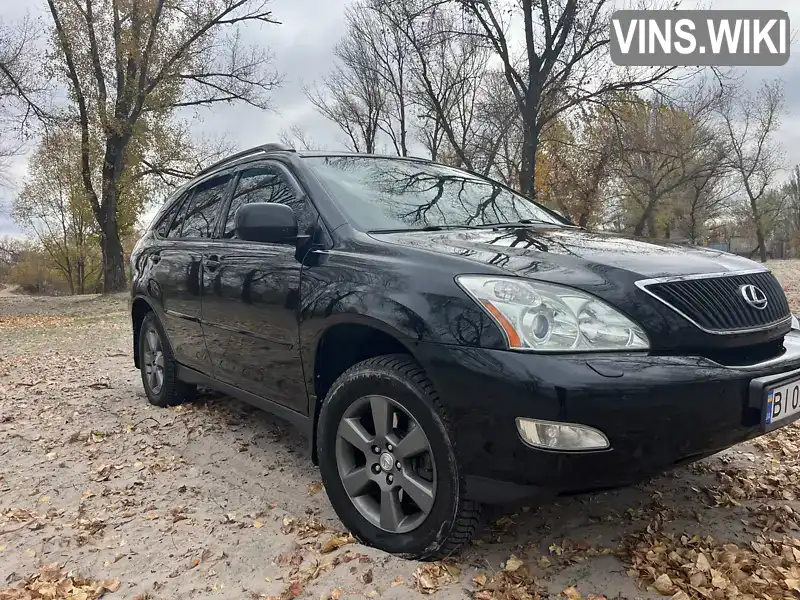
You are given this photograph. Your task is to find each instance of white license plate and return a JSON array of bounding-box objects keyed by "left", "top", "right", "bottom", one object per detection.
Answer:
[{"left": 765, "top": 376, "right": 800, "bottom": 425}]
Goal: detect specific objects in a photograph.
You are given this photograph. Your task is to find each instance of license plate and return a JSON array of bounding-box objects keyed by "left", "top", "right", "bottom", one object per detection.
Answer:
[{"left": 764, "top": 375, "right": 800, "bottom": 426}]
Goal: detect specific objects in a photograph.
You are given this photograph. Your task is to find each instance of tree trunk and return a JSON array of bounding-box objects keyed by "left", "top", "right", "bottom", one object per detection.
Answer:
[
  {"left": 77, "top": 259, "right": 85, "bottom": 295},
  {"left": 646, "top": 213, "right": 657, "bottom": 238},
  {"left": 519, "top": 121, "right": 539, "bottom": 197},
  {"left": 67, "top": 265, "right": 75, "bottom": 296},
  {"left": 98, "top": 202, "right": 127, "bottom": 293},
  {"left": 749, "top": 198, "right": 768, "bottom": 263},
  {"left": 755, "top": 222, "right": 768, "bottom": 263},
  {"left": 633, "top": 192, "right": 660, "bottom": 237},
  {"left": 96, "top": 136, "right": 128, "bottom": 293}
]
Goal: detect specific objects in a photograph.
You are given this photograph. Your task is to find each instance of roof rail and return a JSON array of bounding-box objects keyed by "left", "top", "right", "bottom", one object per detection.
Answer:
[{"left": 196, "top": 143, "right": 296, "bottom": 177}]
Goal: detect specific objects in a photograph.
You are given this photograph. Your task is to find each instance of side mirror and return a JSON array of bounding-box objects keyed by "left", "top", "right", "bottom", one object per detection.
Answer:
[{"left": 235, "top": 203, "right": 298, "bottom": 244}]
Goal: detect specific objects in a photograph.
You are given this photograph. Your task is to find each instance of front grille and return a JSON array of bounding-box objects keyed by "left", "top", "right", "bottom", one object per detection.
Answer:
[{"left": 640, "top": 271, "right": 791, "bottom": 333}]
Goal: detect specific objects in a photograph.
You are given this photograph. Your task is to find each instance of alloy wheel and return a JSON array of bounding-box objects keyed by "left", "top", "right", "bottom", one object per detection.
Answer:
[
  {"left": 335, "top": 394, "right": 437, "bottom": 534},
  {"left": 143, "top": 326, "right": 165, "bottom": 395}
]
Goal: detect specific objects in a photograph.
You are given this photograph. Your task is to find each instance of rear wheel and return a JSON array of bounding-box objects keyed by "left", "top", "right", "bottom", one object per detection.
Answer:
[
  {"left": 138, "top": 312, "right": 195, "bottom": 407},
  {"left": 317, "top": 354, "right": 480, "bottom": 559}
]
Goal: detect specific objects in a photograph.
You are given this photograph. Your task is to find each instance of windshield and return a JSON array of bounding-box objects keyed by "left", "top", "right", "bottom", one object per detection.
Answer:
[{"left": 304, "top": 156, "right": 565, "bottom": 231}]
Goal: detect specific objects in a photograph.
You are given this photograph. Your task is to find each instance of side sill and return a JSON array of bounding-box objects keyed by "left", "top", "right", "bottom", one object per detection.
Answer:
[{"left": 176, "top": 365, "right": 312, "bottom": 436}]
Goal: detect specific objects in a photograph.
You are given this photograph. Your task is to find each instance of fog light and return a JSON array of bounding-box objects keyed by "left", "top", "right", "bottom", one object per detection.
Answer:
[{"left": 515, "top": 418, "right": 609, "bottom": 451}]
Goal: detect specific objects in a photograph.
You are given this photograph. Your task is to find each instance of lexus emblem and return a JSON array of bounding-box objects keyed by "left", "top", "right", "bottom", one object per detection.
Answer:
[
  {"left": 379, "top": 452, "right": 395, "bottom": 473},
  {"left": 740, "top": 284, "right": 768, "bottom": 310}
]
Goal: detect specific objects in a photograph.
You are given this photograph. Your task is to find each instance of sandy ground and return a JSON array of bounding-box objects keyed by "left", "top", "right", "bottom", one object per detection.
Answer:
[{"left": 0, "top": 260, "right": 799, "bottom": 600}]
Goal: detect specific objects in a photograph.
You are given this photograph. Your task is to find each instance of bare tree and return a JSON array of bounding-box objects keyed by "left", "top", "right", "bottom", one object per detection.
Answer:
[
  {"left": 13, "top": 126, "right": 97, "bottom": 294},
  {"left": 0, "top": 15, "right": 49, "bottom": 183},
  {"left": 279, "top": 125, "right": 321, "bottom": 151},
  {"left": 304, "top": 9, "right": 389, "bottom": 155},
  {"left": 782, "top": 165, "right": 800, "bottom": 252},
  {"left": 611, "top": 86, "right": 726, "bottom": 238},
  {"left": 676, "top": 159, "right": 733, "bottom": 244},
  {"left": 351, "top": 3, "right": 413, "bottom": 156},
  {"left": 718, "top": 79, "right": 785, "bottom": 263},
  {"left": 454, "top": 0, "right": 686, "bottom": 198},
  {"left": 46, "top": 0, "right": 281, "bottom": 292},
  {"left": 0, "top": 236, "right": 21, "bottom": 268},
  {"left": 373, "top": 0, "right": 492, "bottom": 170}
]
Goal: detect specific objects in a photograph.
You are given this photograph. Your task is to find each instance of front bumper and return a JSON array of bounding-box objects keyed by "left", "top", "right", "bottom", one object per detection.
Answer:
[{"left": 413, "top": 330, "right": 800, "bottom": 504}]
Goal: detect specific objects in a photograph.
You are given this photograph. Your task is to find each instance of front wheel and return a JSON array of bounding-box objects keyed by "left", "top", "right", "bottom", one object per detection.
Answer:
[{"left": 317, "top": 354, "right": 480, "bottom": 559}]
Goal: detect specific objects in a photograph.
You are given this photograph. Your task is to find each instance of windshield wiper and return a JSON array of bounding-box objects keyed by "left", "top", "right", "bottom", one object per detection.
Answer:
[
  {"left": 368, "top": 225, "right": 481, "bottom": 233},
  {"left": 480, "top": 219, "right": 583, "bottom": 229},
  {"left": 475, "top": 219, "right": 554, "bottom": 229}
]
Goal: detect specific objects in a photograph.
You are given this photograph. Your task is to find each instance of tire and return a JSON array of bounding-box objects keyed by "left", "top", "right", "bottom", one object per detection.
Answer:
[
  {"left": 138, "top": 312, "right": 196, "bottom": 407},
  {"left": 317, "top": 354, "right": 481, "bottom": 560}
]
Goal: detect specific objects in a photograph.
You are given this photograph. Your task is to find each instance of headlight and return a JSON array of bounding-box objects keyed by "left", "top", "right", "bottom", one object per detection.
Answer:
[{"left": 456, "top": 275, "right": 649, "bottom": 352}]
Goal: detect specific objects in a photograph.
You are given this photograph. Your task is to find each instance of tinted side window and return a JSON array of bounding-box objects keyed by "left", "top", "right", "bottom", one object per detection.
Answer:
[
  {"left": 181, "top": 176, "right": 231, "bottom": 239},
  {"left": 166, "top": 193, "right": 191, "bottom": 238},
  {"left": 155, "top": 193, "right": 185, "bottom": 237},
  {"left": 223, "top": 166, "right": 313, "bottom": 238}
]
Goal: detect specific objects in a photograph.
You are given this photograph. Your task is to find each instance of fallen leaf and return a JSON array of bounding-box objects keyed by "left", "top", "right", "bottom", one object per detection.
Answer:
[
  {"left": 562, "top": 585, "right": 582, "bottom": 600},
  {"left": 710, "top": 569, "right": 728, "bottom": 589},
  {"left": 696, "top": 552, "right": 711, "bottom": 572},
  {"left": 504, "top": 554, "right": 523, "bottom": 572},
  {"left": 306, "top": 482, "right": 324, "bottom": 495},
  {"left": 537, "top": 556, "right": 552, "bottom": 568},
  {"left": 253, "top": 520, "right": 264, "bottom": 528},
  {"left": 287, "top": 581, "right": 302, "bottom": 598},
  {"left": 391, "top": 576, "right": 404, "bottom": 587},
  {"left": 652, "top": 574, "right": 675, "bottom": 595},
  {"left": 472, "top": 574, "right": 487, "bottom": 586},
  {"left": 321, "top": 534, "right": 355, "bottom": 554},
  {"left": 101, "top": 579, "right": 121, "bottom": 593}
]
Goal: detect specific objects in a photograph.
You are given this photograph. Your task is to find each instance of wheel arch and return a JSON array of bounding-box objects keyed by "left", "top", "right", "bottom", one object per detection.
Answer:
[
  {"left": 307, "top": 314, "right": 423, "bottom": 464},
  {"left": 131, "top": 296, "right": 158, "bottom": 368}
]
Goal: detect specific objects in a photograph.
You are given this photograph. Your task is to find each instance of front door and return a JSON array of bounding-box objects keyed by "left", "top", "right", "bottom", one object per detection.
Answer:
[{"left": 201, "top": 161, "right": 316, "bottom": 412}]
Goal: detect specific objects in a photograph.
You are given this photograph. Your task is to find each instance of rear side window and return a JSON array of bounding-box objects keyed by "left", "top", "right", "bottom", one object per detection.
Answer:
[
  {"left": 181, "top": 176, "right": 232, "bottom": 238},
  {"left": 166, "top": 193, "right": 191, "bottom": 238},
  {"left": 155, "top": 193, "right": 186, "bottom": 238},
  {"left": 223, "top": 166, "right": 314, "bottom": 238}
]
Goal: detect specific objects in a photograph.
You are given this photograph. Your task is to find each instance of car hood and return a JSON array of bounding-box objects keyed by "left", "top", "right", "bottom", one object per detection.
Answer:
[
  {"left": 369, "top": 226, "right": 786, "bottom": 351},
  {"left": 371, "top": 226, "right": 761, "bottom": 284}
]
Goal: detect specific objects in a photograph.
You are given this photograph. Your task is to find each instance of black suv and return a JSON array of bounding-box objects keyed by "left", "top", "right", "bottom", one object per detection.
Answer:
[{"left": 131, "top": 143, "right": 800, "bottom": 558}]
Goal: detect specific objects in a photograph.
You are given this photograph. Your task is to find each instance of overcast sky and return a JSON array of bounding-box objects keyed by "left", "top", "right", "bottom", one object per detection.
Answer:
[{"left": 1, "top": 0, "right": 798, "bottom": 237}]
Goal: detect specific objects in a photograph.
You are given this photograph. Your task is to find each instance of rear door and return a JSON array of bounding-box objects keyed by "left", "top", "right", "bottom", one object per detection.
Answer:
[
  {"left": 200, "top": 161, "right": 317, "bottom": 412},
  {"left": 149, "top": 174, "right": 233, "bottom": 373}
]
